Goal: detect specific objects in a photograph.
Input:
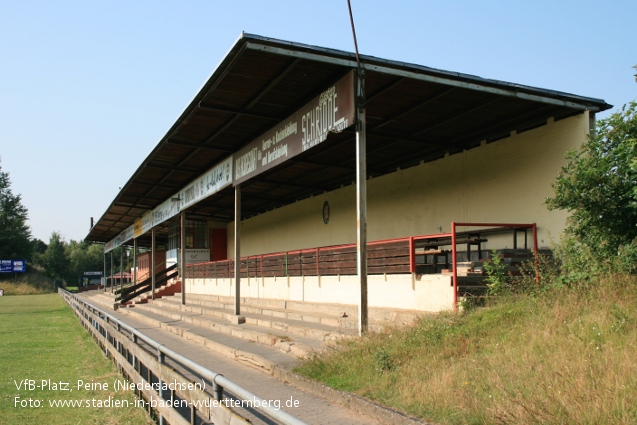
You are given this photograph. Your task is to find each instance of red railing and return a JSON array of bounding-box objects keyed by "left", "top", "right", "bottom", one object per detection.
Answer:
[
  {"left": 186, "top": 222, "right": 539, "bottom": 308},
  {"left": 450, "top": 222, "right": 538, "bottom": 308}
]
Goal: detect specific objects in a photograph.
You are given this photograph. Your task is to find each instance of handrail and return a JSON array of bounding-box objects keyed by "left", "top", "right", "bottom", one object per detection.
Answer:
[
  {"left": 118, "top": 269, "right": 178, "bottom": 304},
  {"left": 127, "top": 260, "right": 170, "bottom": 284},
  {"left": 115, "top": 263, "right": 178, "bottom": 300},
  {"left": 60, "top": 289, "right": 307, "bottom": 425}
]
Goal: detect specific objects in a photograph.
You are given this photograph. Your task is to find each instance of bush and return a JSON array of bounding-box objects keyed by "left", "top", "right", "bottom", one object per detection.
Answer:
[
  {"left": 484, "top": 249, "right": 508, "bottom": 295},
  {"left": 547, "top": 101, "right": 637, "bottom": 264}
]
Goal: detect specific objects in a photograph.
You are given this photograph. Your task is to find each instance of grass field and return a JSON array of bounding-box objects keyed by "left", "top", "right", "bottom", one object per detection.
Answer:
[
  {"left": 0, "top": 293, "right": 153, "bottom": 425},
  {"left": 296, "top": 274, "right": 637, "bottom": 425}
]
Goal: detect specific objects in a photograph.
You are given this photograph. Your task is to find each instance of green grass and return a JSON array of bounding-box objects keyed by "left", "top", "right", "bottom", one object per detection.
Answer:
[
  {"left": 0, "top": 294, "right": 153, "bottom": 425},
  {"left": 295, "top": 275, "right": 637, "bottom": 425}
]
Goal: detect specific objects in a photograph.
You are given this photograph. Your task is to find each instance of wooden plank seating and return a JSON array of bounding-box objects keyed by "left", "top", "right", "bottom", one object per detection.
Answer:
[
  {"left": 417, "top": 236, "right": 488, "bottom": 263},
  {"left": 417, "top": 249, "right": 452, "bottom": 273}
]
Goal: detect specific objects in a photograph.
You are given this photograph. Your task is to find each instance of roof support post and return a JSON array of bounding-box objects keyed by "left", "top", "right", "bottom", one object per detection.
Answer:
[
  {"left": 180, "top": 211, "right": 186, "bottom": 305},
  {"left": 119, "top": 247, "right": 124, "bottom": 301},
  {"left": 103, "top": 252, "right": 107, "bottom": 293},
  {"left": 356, "top": 68, "right": 368, "bottom": 335},
  {"left": 133, "top": 238, "right": 137, "bottom": 284},
  {"left": 234, "top": 185, "right": 241, "bottom": 315},
  {"left": 110, "top": 251, "right": 113, "bottom": 294},
  {"left": 151, "top": 228, "right": 156, "bottom": 300},
  {"left": 451, "top": 222, "right": 458, "bottom": 310}
]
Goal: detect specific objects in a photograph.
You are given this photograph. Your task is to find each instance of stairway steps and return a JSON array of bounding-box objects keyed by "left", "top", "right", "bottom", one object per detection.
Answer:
[
  {"left": 154, "top": 296, "right": 361, "bottom": 333},
  {"left": 151, "top": 298, "right": 357, "bottom": 340},
  {"left": 127, "top": 301, "right": 325, "bottom": 359},
  {"left": 186, "top": 293, "right": 355, "bottom": 318},
  {"left": 128, "top": 281, "right": 181, "bottom": 306},
  {"left": 180, "top": 293, "right": 422, "bottom": 329},
  {"left": 114, "top": 305, "right": 301, "bottom": 372},
  {"left": 77, "top": 287, "right": 427, "bottom": 373},
  {"left": 75, "top": 286, "right": 430, "bottom": 386}
]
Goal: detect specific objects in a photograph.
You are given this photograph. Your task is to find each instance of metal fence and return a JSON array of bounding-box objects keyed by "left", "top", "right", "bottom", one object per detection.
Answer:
[{"left": 59, "top": 289, "right": 307, "bottom": 425}]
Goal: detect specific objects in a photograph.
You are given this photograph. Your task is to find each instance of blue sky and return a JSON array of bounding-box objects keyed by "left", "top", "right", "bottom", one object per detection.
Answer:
[{"left": 1, "top": 0, "right": 635, "bottom": 243}]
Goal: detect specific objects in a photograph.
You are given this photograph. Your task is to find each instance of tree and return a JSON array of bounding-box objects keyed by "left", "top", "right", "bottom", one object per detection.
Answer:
[
  {"left": 40, "top": 232, "right": 70, "bottom": 282},
  {"left": 30, "top": 238, "right": 48, "bottom": 260},
  {"left": 0, "top": 157, "right": 32, "bottom": 259},
  {"left": 546, "top": 101, "right": 637, "bottom": 258},
  {"left": 66, "top": 240, "right": 103, "bottom": 284}
]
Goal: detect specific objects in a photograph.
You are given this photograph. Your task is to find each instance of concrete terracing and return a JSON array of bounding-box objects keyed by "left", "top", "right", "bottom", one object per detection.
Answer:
[
  {"left": 87, "top": 289, "right": 425, "bottom": 370},
  {"left": 79, "top": 289, "right": 432, "bottom": 425}
]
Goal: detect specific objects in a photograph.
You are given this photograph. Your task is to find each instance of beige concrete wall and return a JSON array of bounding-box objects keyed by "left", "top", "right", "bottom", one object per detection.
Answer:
[
  {"left": 227, "top": 112, "right": 589, "bottom": 257},
  {"left": 186, "top": 273, "right": 454, "bottom": 312}
]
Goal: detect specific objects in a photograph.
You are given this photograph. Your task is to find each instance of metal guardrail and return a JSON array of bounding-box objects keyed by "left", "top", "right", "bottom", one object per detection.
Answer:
[{"left": 59, "top": 289, "right": 307, "bottom": 425}]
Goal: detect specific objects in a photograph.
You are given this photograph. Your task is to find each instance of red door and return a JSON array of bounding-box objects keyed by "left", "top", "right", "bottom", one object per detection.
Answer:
[{"left": 210, "top": 228, "right": 228, "bottom": 261}]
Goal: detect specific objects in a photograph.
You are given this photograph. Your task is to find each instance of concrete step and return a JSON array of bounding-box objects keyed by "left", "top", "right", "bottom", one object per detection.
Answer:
[
  {"left": 124, "top": 300, "right": 325, "bottom": 359},
  {"left": 72, "top": 290, "right": 428, "bottom": 425},
  {"left": 113, "top": 304, "right": 302, "bottom": 373},
  {"left": 136, "top": 280, "right": 182, "bottom": 303},
  {"left": 154, "top": 296, "right": 361, "bottom": 335},
  {"left": 76, "top": 288, "right": 426, "bottom": 377},
  {"left": 73, "top": 289, "right": 424, "bottom": 333},
  {"left": 187, "top": 293, "right": 356, "bottom": 319},
  {"left": 125, "top": 281, "right": 182, "bottom": 306},
  {"left": 84, "top": 290, "right": 117, "bottom": 308},
  {"left": 150, "top": 297, "right": 357, "bottom": 341},
  {"left": 182, "top": 293, "right": 422, "bottom": 329}
]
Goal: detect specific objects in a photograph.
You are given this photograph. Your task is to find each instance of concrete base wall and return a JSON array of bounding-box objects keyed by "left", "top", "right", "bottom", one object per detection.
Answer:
[{"left": 185, "top": 273, "right": 454, "bottom": 312}]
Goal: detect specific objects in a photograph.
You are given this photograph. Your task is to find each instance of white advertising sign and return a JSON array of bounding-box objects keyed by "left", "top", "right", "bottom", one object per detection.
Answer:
[
  {"left": 153, "top": 197, "right": 181, "bottom": 228},
  {"left": 166, "top": 249, "right": 210, "bottom": 267},
  {"left": 179, "top": 157, "right": 233, "bottom": 210},
  {"left": 141, "top": 211, "right": 153, "bottom": 234}
]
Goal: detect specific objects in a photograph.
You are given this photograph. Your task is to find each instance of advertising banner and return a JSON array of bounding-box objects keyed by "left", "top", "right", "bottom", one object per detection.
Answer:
[
  {"left": 133, "top": 218, "right": 143, "bottom": 238},
  {"left": 153, "top": 197, "right": 181, "bottom": 228},
  {"left": 121, "top": 225, "right": 134, "bottom": 244},
  {"left": 104, "top": 239, "right": 115, "bottom": 253},
  {"left": 0, "top": 260, "right": 12, "bottom": 273},
  {"left": 165, "top": 249, "right": 210, "bottom": 267},
  {"left": 0, "top": 259, "right": 26, "bottom": 273},
  {"left": 141, "top": 211, "right": 153, "bottom": 234},
  {"left": 234, "top": 70, "right": 355, "bottom": 185},
  {"left": 102, "top": 71, "right": 350, "bottom": 252},
  {"left": 104, "top": 156, "right": 233, "bottom": 252},
  {"left": 103, "top": 224, "right": 134, "bottom": 254},
  {"left": 179, "top": 156, "right": 233, "bottom": 210},
  {"left": 82, "top": 271, "right": 103, "bottom": 286}
]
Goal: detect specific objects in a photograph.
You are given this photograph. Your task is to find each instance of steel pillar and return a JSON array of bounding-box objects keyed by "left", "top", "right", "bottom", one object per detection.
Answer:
[
  {"left": 180, "top": 211, "right": 186, "bottom": 305},
  {"left": 356, "top": 68, "right": 368, "bottom": 335},
  {"left": 151, "top": 229, "right": 156, "bottom": 300},
  {"left": 234, "top": 185, "right": 241, "bottom": 315}
]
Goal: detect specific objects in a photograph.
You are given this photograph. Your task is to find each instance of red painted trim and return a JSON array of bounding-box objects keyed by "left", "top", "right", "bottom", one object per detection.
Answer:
[
  {"left": 453, "top": 222, "right": 535, "bottom": 228},
  {"left": 452, "top": 222, "right": 458, "bottom": 310},
  {"left": 532, "top": 223, "right": 540, "bottom": 283},
  {"left": 409, "top": 237, "right": 415, "bottom": 273}
]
